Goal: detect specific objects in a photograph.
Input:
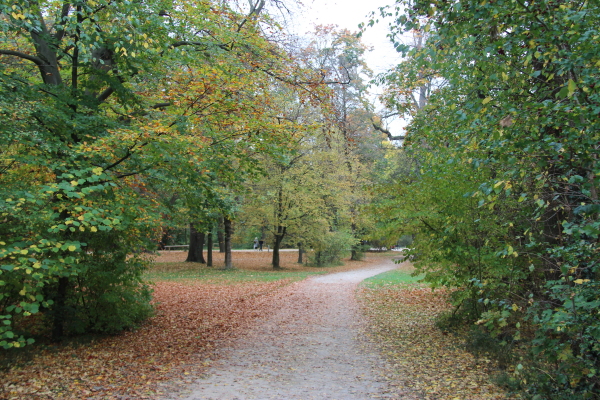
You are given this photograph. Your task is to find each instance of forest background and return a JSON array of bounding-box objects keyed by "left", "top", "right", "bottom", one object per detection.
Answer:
[{"left": 1, "top": 0, "right": 599, "bottom": 398}]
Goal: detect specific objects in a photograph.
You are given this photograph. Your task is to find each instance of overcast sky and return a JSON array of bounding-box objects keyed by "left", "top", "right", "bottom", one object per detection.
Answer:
[
  {"left": 283, "top": 0, "right": 400, "bottom": 75},
  {"left": 284, "top": 0, "right": 405, "bottom": 134}
]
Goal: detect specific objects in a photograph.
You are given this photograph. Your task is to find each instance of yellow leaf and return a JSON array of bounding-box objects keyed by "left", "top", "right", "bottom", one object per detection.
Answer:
[
  {"left": 567, "top": 79, "right": 577, "bottom": 97},
  {"left": 512, "top": 304, "right": 519, "bottom": 311},
  {"left": 91, "top": 226, "right": 98, "bottom": 232},
  {"left": 68, "top": 245, "right": 76, "bottom": 251},
  {"left": 482, "top": 97, "right": 492, "bottom": 104},
  {"left": 19, "top": 289, "right": 26, "bottom": 296}
]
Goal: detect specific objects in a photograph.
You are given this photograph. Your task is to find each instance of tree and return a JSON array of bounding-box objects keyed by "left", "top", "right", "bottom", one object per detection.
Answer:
[
  {"left": 294, "top": 26, "right": 377, "bottom": 260},
  {"left": 242, "top": 127, "right": 362, "bottom": 269},
  {"left": 374, "top": 0, "right": 600, "bottom": 396},
  {"left": 186, "top": 224, "right": 206, "bottom": 263},
  {"left": 0, "top": 0, "right": 308, "bottom": 346}
]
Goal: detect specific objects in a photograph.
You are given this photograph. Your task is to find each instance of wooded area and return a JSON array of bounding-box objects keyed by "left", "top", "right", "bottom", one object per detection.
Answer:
[
  {"left": 1, "top": 0, "right": 599, "bottom": 398},
  {"left": 369, "top": 0, "right": 600, "bottom": 397}
]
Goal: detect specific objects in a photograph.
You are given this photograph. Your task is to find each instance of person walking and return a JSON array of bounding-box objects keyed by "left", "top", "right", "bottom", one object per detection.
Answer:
[
  {"left": 253, "top": 237, "right": 258, "bottom": 250},
  {"left": 258, "top": 239, "right": 264, "bottom": 251}
]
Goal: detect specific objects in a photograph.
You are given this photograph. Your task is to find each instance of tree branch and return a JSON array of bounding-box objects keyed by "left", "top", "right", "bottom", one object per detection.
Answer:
[
  {"left": 151, "top": 102, "right": 171, "bottom": 109},
  {"left": 237, "top": 0, "right": 266, "bottom": 31},
  {"left": 169, "top": 41, "right": 230, "bottom": 52},
  {"left": 372, "top": 120, "right": 405, "bottom": 141},
  {"left": 52, "top": 2, "right": 72, "bottom": 42},
  {"left": 97, "top": 87, "right": 114, "bottom": 103},
  {"left": 0, "top": 49, "right": 46, "bottom": 68}
]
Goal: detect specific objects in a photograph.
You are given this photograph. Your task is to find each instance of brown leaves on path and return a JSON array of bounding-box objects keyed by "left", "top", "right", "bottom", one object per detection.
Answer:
[{"left": 359, "top": 279, "right": 511, "bottom": 400}]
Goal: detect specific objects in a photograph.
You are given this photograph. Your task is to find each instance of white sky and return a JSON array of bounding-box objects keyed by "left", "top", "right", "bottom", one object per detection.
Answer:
[
  {"left": 266, "top": 0, "right": 407, "bottom": 135},
  {"left": 285, "top": 0, "right": 400, "bottom": 75}
]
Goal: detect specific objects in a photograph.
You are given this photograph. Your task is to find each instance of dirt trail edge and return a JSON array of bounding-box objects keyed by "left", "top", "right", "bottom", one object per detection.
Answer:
[{"left": 163, "top": 259, "right": 399, "bottom": 400}]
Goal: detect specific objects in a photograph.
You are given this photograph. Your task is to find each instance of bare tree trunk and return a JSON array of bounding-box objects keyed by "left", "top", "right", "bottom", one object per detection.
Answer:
[
  {"left": 223, "top": 217, "right": 233, "bottom": 269},
  {"left": 207, "top": 231, "right": 213, "bottom": 267},
  {"left": 51, "top": 276, "right": 69, "bottom": 342},
  {"left": 186, "top": 223, "right": 206, "bottom": 263},
  {"left": 297, "top": 242, "right": 304, "bottom": 264},
  {"left": 272, "top": 225, "right": 286, "bottom": 270},
  {"left": 217, "top": 216, "right": 225, "bottom": 253}
]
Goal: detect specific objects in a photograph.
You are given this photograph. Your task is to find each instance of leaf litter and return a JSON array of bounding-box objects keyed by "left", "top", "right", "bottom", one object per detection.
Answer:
[
  {"left": 358, "top": 262, "right": 512, "bottom": 399},
  {"left": 1, "top": 251, "right": 511, "bottom": 399}
]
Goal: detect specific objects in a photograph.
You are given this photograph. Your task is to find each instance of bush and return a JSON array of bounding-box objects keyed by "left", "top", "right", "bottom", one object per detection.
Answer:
[
  {"left": 63, "top": 252, "right": 154, "bottom": 335},
  {"left": 307, "top": 231, "right": 356, "bottom": 267}
]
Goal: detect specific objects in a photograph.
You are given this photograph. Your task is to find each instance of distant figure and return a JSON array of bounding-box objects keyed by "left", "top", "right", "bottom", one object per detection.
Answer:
[
  {"left": 258, "top": 239, "right": 264, "bottom": 251},
  {"left": 253, "top": 237, "right": 258, "bottom": 250}
]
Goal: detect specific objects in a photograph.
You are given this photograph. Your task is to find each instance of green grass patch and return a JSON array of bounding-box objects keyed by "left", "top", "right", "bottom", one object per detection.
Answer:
[
  {"left": 144, "top": 262, "right": 330, "bottom": 284},
  {"left": 360, "top": 269, "right": 424, "bottom": 288}
]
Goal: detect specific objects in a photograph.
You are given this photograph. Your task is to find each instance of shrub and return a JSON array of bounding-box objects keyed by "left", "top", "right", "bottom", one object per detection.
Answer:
[{"left": 307, "top": 231, "right": 356, "bottom": 267}]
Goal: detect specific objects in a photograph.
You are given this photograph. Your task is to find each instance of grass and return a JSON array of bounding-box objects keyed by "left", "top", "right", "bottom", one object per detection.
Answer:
[
  {"left": 143, "top": 250, "right": 378, "bottom": 284},
  {"left": 144, "top": 262, "right": 329, "bottom": 284},
  {"left": 360, "top": 257, "right": 423, "bottom": 288},
  {"left": 361, "top": 269, "right": 424, "bottom": 287}
]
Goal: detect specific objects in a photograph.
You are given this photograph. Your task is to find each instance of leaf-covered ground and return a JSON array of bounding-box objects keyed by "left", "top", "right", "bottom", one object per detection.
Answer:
[
  {"left": 358, "top": 262, "right": 511, "bottom": 400},
  {"left": 0, "top": 250, "right": 378, "bottom": 399},
  {"left": 1, "top": 251, "right": 511, "bottom": 399}
]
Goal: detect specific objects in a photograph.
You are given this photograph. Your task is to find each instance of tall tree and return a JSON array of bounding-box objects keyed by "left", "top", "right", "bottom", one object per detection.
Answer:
[{"left": 295, "top": 27, "right": 377, "bottom": 260}]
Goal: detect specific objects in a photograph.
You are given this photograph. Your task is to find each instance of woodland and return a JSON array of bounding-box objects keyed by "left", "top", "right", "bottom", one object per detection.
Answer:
[{"left": 0, "top": 0, "right": 599, "bottom": 399}]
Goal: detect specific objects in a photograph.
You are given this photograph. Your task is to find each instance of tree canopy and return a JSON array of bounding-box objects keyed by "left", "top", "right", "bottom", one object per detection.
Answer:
[
  {"left": 0, "top": 0, "right": 327, "bottom": 346},
  {"left": 371, "top": 0, "right": 600, "bottom": 397}
]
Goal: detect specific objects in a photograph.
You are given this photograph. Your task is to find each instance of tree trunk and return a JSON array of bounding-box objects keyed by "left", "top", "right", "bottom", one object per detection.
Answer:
[
  {"left": 272, "top": 225, "right": 286, "bottom": 269},
  {"left": 223, "top": 217, "right": 233, "bottom": 269},
  {"left": 186, "top": 223, "right": 206, "bottom": 263},
  {"left": 350, "top": 232, "right": 362, "bottom": 261},
  {"left": 297, "top": 243, "right": 304, "bottom": 264},
  {"left": 51, "top": 276, "right": 69, "bottom": 342},
  {"left": 158, "top": 228, "right": 171, "bottom": 250},
  {"left": 350, "top": 224, "right": 361, "bottom": 261},
  {"left": 207, "top": 231, "right": 213, "bottom": 267},
  {"left": 217, "top": 216, "right": 225, "bottom": 253}
]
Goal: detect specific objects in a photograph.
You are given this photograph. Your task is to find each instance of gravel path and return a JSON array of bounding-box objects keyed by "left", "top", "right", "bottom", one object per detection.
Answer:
[{"left": 165, "top": 259, "right": 398, "bottom": 400}]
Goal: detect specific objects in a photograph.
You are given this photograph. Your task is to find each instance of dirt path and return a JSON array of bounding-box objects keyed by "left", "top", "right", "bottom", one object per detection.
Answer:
[{"left": 163, "top": 259, "right": 399, "bottom": 400}]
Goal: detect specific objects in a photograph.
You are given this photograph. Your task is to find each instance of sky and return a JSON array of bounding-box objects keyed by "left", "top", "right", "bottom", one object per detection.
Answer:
[
  {"left": 283, "top": 0, "right": 406, "bottom": 135},
  {"left": 286, "top": 0, "right": 401, "bottom": 75}
]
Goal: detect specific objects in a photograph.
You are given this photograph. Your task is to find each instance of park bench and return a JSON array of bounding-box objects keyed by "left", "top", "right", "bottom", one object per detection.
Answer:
[{"left": 163, "top": 245, "right": 189, "bottom": 251}]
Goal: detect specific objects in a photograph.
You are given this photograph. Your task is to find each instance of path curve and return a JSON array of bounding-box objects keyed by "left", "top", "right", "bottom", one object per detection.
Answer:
[{"left": 164, "top": 259, "right": 398, "bottom": 400}]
